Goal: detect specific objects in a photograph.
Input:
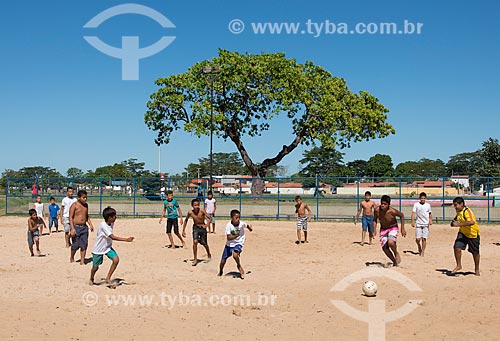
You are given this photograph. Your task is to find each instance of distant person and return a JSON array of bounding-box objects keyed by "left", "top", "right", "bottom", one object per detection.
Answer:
[
  {"left": 374, "top": 195, "right": 406, "bottom": 267},
  {"left": 48, "top": 197, "right": 60, "bottom": 233},
  {"left": 450, "top": 197, "right": 480, "bottom": 276},
  {"left": 294, "top": 195, "right": 312, "bottom": 244},
  {"left": 197, "top": 184, "right": 204, "bottom": 202},
  {"left": 31, "top": 183, "right": 38, "bottom": 200},
  {"left": 159, "top": 190, "right": 185, "bottom": 248},
  {"left": 27, "top": 209, "right": 42, "bottom": 256},
  {"left": 89, "top": 206, "right": 134, "bottom": 288},
  {"left": 218, "top": 209, "right": 253, "bottom": 279},
  {"left": 69, "top": 190, "right": 94, "bottom": 264},
  {"left": 355, "top": 191, "right": 376, "bottom": 246},
  {"left": 204, "top": 191, "right": 217, "bottom": 233},
  {"left": 33, "top": 195, "right": 47, "bottom": 236},
  {"left": 61, "top": 187, "right": 77, "bottom": 248},
  {"left": 182, "top": 199, "right": 212, "bottom": 266},
  {"left": 411, "top": 192, "right": 432, "bottom": 256}
]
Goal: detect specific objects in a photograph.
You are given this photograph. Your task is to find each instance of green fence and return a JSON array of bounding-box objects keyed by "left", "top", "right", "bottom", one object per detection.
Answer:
[{"left": 5, "top": 176, "right": 500, "bottom": 223}]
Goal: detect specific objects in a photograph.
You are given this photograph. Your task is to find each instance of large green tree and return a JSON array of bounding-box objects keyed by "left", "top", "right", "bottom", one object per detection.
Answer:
[
  {"left": 145, "top": 50, "right": 395, "bottom": 194},
  {"left": 299, "top": 146, "right": 345, "bottom": 177},
  {"left": 394, "top": 158, "right": 447, "bottom": 177},
  {"left": 367, "top": 154, "right": 393, "bottom": 178}
]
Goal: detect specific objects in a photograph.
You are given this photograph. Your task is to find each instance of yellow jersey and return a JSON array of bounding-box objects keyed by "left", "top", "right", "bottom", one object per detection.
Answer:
[{"left": 456, "top": 207, "right": 480, "bottom": 238}]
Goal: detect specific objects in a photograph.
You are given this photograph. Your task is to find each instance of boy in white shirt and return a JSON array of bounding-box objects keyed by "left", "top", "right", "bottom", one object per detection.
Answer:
[
  {"left": 204, "top": 191, "right": 217, "bottom": 233},
  {"left": 89, "top": 207, "right": 134, "bottom": 288},
  {"left": 218, "top": 209, "right": 253, "bottom": 279},
  {"left": 411, "top": 192, "right": 432, "bottom": 256}
]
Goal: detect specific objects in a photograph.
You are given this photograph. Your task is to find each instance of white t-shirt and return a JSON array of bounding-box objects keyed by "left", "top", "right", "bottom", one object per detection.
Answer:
[
  {"left": 93, "top": 221, "right": 113, "bottom": 254},
  {"left": 204, "top": 198, "right": 216, "bottom": 214},
  {"left": 61, "top": 197, "right": 77, "bottom": 218},
  {"left": 34, "top": 203, "right": 44, "bottom": 217},
  {"left": 225, "top": 220, "right": 248, "bottom": 247},
  {"left": 412, "top": 202, "right": 432, "bottom": 226}
]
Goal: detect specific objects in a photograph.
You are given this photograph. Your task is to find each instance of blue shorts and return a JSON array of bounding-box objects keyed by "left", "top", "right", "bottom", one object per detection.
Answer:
[
  {"left": 221, "top": 244, "right": 243, "bottom": 260},
  {"left": 362, "top": 216, "right": 374, "bottom": 233},
  {"left": 92, "top": 248, "right": 118, "bottom": 268}
]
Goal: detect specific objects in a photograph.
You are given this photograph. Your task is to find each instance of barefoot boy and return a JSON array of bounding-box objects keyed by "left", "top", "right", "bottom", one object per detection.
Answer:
[
  {"left": 159, "top": 190, "right": 185, "bottom": 248},
  {"left": 450, "top": 197, "right": 480, "bottom": 276},
  {"left": 61, "top": 187, "right": 77, "bottom": 248},
  {"left": 27, "top": 209, "right": 42, "bottom": 256},
  {"left": 374, "top": 195, "right": 406, "bottom": 266},
  {"left": 294, "top": 195, "right": 312, "bottom": 244},
  {"left": 411, "top": 192, "right": 432, "bottom": 256},
  {"left": 33, "top": 195, "right": 47, "bottom": 235},
  {"left": 182, "top": 199, "right": 212, "bottom": 266},
  {"left": 204, "top": 191, "right": 217, "bottom": 233},
  {"left": 90, "top": 207, "right": 134, "bottom": 287},
  {"left": 355, "top": 191, "right": 376, "bottom": 245},
  {"left": 48, "top": 197, "right": 60, "bottom": 233},
  {"left": 69, "top": 190, "right": 94, "bottom": 264},
  {"left": 218, "top": 209, "right": 253, "bottom": 279}
]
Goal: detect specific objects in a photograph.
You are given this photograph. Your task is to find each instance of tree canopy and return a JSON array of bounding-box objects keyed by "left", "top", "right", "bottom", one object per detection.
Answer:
[{"left": 145, "top": 50, "right": 395, "bottom": 187}]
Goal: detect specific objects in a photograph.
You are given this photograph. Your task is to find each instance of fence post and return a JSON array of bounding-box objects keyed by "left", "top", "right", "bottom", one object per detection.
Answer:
[
  {"left": 315, "top": 175, "right": 319, "bottom": 221},
  {"left": 441, "top": 177, "right": 445, "bottom": 222},
  {"left": 133, "top": 177, "right": 137, "bottom": 218},
  {"left": 487, "top": 177, "right": 491, "bottom": 223},
  {"left": 5, "top": 178, "right": 8, "bottom": 215},
  {"left": 99, "top": 178, "right": 103, "bottom": 214},
  {"left": 399, "top": 176, "right": 403, "bottom": 213},
  {"left": 239, "top": 178, "right": 242, "bottom": 215},
  {"left": 277, "top": 177, "right": 281, "bottom": 220}
]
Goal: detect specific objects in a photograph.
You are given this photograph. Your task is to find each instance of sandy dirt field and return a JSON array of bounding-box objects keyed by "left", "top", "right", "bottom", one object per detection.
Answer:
[{"left": 1, "top": 216, "right": 499, "bottom": 340}]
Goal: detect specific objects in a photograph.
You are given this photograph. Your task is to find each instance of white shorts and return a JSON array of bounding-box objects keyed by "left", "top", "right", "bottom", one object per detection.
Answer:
[
  {"left": 415, "top": 225, "right": 429, "bottom": 239},
  {"left": 63, "top": 217, "right": 71, "bottom": 233}
]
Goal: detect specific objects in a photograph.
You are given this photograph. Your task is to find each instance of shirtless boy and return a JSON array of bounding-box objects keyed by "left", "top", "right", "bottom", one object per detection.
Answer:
[
  {"left": 374, "top": 195, "right": 406, "bottom": 266},
  {"left": 294, "top": 195, "right": 312, "bottom": 244},
  {"left": 69, "top": 190, "right": 94, "bottom": 264},
  {"left": 27, "top": 209, "right": 42, "bottom": 256},
  {"left": 355, "top": 191, "right": 376, "bottom": 245},
  {"left": 182, "top": 199, "right": 212, "bottom": 266}
]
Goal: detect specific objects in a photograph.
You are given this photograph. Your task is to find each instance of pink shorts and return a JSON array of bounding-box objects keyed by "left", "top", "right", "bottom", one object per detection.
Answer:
[{"left": 379, "top": 226, "right": 398, "bottom": 247}]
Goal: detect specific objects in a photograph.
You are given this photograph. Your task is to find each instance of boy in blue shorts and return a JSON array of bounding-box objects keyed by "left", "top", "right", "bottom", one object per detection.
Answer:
[
  {"left": 27, "top": 209, "right": 42, "bottom": 256},
  {"left": 355, "top": 191, "right": 376, "bottom": 245},
  {"left": 90, "top": 207, "right": 134, "bottom": 288},
  {"left": 48, "top": 197, "right": 60, "bottom": 233},
  {"left": 218, "top": 209, "right": 253, "bottom": 279}
]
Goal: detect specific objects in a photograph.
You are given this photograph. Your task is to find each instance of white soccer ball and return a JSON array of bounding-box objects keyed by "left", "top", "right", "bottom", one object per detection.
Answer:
[{"left": 362, "top": 280, "right": 378, "bottom": 297}]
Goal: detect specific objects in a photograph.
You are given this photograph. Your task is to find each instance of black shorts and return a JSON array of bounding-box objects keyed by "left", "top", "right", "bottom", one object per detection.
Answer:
[
  {"left": 166, "top": 218, "right": 179, "bottom": 234},
  {"left": 192, "top": 226, "right": 208, "bottom": 246},
  {"left": 454, "top": 232, "right": 480, "bottom": 254}
]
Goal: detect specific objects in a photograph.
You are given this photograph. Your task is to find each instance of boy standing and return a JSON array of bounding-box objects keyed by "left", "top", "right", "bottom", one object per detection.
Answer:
[
  {"left": 294, "top": 195, "right": 312, "bottom": 244},
  {"left": 374, "top": 195, "right": 406, "bottom": 267},
  {"left": 48, "top": 197, "right": 60, "bottom": 233},
  {"left": 204, "top": 190, "right": 217, "bottom": 233},
  {"left": 159, "top": 190, "right": 185, "bottom": 248},
  {"left": 69, "top": 190, "right": 94, "bottom": 264},
  {"left": 61, "top": 187, "right": 77, "bottom": 248},
  {"left": 182, "top": 199, "right": 212, "bottom": 266},
  {"left": 450, "top": 197, "right": 480, "bottom": 276},
  {"left": 411, "top": 192, "right": 432, "bottom": 256},
  {"left": 218, "top": 209, "right": 253, "bottom": 279},
  {"left": 90, "top": 206, "right": 134, "bottom": 288},
  {"left": 355, "top": 191, "right": 376, "bottom": 245},
  {"left": 27, "top": 209, "right": 42, "bottom": 256},
  {"left": 33, "top": 195, "right": 46, "bottom": 236}
]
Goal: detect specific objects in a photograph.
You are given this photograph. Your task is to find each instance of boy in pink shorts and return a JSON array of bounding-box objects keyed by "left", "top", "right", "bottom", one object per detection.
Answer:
[{"left": 374, "top": 195, "right": 406, "bottom": 266}]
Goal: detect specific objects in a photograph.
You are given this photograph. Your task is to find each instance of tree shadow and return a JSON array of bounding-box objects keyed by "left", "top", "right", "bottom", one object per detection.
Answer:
[{"left": 435, "top": 268, "right": 476, "bottom": 277}]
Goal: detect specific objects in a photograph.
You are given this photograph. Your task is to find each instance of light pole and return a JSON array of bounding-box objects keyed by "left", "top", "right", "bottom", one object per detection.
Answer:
[{"left": 202, "top": 65, "right": 220, "bottom": 191}]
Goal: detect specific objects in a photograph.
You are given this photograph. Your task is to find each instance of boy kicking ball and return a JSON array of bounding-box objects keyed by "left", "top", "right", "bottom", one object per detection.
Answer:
[
  {"left": 90, "top": 207, "right": 134, "bottom": 288},
  {"left": 218, "top": 209, "right": 253, "bottom": 279}
]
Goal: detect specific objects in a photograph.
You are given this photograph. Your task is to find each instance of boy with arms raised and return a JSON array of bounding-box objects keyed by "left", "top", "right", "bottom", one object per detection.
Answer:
[
  {"left": 182, "top": 199, "right": 212, "bottom": 266},
  {"left": 69, "top": 190, "right": 94, "bottom": 264},
  {"left": 411, "top": 192, "right": 432, "bottom": 256},
  {"left": 218, "top": 209, "right": 253, "bottom": 279},
  {"left": 355, "top": 191, "right": 376, "bottom": 245},
  {"left": 90, "top": 207, "right": 134, "bottom": 288},
  {"left": 374, "top": 195, "right": 406, "bottom": 266},
  {"left": 159, "top": 190, "right": 185, "bottom": 248}
]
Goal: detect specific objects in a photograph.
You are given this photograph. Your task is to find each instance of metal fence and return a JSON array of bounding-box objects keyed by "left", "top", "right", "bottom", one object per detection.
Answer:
[{"left": 4, "top": 176, "right": 500, "bottom": 223}]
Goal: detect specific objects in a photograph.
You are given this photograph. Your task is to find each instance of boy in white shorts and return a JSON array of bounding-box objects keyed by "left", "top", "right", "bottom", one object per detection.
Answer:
[{"left": 411, "top": 192, "right": 432, "bottom": 256}]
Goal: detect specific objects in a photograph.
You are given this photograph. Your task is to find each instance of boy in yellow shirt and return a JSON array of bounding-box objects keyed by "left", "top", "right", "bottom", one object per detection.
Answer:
[{"left": 450, "top": 197, "right": 480, "bottom": 276}]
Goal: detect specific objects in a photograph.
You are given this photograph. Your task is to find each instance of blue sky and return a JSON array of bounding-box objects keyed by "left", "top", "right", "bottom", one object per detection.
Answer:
[{"left": 1, "top": 0, "right": 499, "bottom": 177}]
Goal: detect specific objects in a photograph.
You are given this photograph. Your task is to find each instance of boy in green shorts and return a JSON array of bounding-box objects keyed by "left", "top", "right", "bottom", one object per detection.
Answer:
[{"left": 89, "top": 207, "right": 134, "bottom": 288}]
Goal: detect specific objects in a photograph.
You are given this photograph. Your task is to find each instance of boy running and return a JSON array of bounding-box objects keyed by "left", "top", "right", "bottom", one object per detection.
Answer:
[
  {"left": 218, "top": 209, "right": 253, "bottom": 279},
  {"left": 411, "top": 192, "right": 432, "bottom": 256},
  {"left": 182, "top": 199, "right": 212, "bottom": 266},
  {"left": 90, "top": 207, "right": 134, "bottom": 288},
  {"left": 159, "top": 190, "right": 185, "bottom": 248},
  {"left": 294, "top": 195, "right": 312, "bottom": 244},
  {"left": 374, "top": 195, "right": 406, "bottom": 267},
  {"left": 27, "top": 209, "right": 42, "bottom": 256},
  {"left": 69, "top": 190, "right": 94, "bottom": 264},
  {"left": 355, "top": 191, "right": 376, "bottom": 245},
  {"left": 450, "top": 197, "right": 480, "bottom": 276}
]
